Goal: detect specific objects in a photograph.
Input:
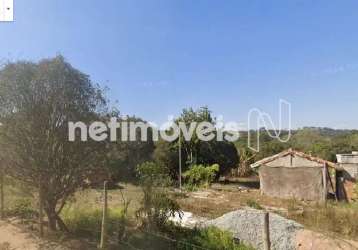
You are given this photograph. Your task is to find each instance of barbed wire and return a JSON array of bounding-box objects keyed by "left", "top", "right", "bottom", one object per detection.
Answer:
[
  {"left": 57, "top": 221, "right": 209, "bottom": 250},
  {"left": 3, "top": 194, "right": 209, "bottom": 249}
]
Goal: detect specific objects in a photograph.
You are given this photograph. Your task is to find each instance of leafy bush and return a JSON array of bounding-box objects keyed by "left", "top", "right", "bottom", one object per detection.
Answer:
[
  {"left": 136, "top": 161, "right": 172, "bottom": 187},
  {"left": 136, "top": 191, "right": 182, "bottom": 229},
  {"left": 246, "top": 199, "right": 263, "bottom": 210},
  {"left": 171, "top": 226, "right": 254, "bottom": 250},
  {"left": 8, "top": 198, "right": 37, "bottom": 219},
  {"left": 193, "top": 227, "right": 254, "bottom": 250},
  {"left": 136, "top": 162, "right": 182, "bottom": 229},
  {"left": 183, "top": 164, "right": 219, "bottom": 188}
]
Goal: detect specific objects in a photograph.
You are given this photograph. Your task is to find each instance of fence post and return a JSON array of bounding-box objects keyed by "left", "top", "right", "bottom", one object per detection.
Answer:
[
  {"left": 39, "top": 182, "right": 44, "bottom": 237},
  {"left": 263, "top": 212, "right": 271, "bottom": 250},
  {"left": 100, "top": 181, "right": 108, "bottom": 249},
  {"left": 0, "top": 169, "right": 4, "bottom": 219},
  {"left": 322, "top": 163, "right": 327, "bottom": 203}
]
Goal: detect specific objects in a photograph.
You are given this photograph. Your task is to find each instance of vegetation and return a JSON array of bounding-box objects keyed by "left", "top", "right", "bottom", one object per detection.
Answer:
[
  {"left": 235, "top": 128, "right": 358, "bottom": 163},
  {"left": 246, "top": 199, "right": 263, "bottom": 210},
  {"left": 153, "top": 139, "right": 179, "bottom": 179},
  {"left": 288, "top": 202, "right": 358, "bottom": 239},
  {"left": 353, "top": 182, "right": 358, "bottom": 201},
  {"left": 191, "top": 226, "right": 254, "bottom": 250},
  {"left": 183, "top": 164, "right": 219, "bottom": 189},
  {"left": 237, "top": 148, "right": 256, "bottom": 177},
  {"left": 1, "top": 56, "right": 358, "bottom": 247},
  {"left": 61, "top": 206, "right": 126, "bottom": 238},
  {"left": 0, "top": 56, "right": 108, "bottom": 231},
  {"left": 119, "top": 225, "right": 254, "bottom": 250},
  {"left": 7, "top": 198, "right": 38, "bottom": 219},
  {"left": 163, "top": 225, "right": 254, "bottom": 250},
  {"left": 107, "top": 116, "right": 155, "bottom": 181},
  {"left": 135, "top": 162, "right": 182, "bottom": 229},
  {"left": 174, "top": 107, "right": 239, "bottom": 175}
]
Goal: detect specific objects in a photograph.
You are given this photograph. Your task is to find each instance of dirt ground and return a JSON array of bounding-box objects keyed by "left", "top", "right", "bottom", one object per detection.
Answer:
[
  {"left": 0, "top": 221, "right": 38, "bottom": 250},
  {"left": 0, "top": 220, "right": 92, "bottom": 250},
  {"left": 0, "top": 220, "right": 54, "bottom": 250},
  {"left": 175, "top": 182, "right": 358, "bottom": 249},
  {"left": 176, "top": 183, "right": 299, "bottom": 218},
  {"left": 2, "top": 181, "right": 358, "bottom": 249},
  {"left": 296, "top": 230, "right": 358, "bottom": 250}
]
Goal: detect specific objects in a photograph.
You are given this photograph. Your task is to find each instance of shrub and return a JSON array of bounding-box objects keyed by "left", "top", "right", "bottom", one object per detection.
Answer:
[
  {"left": 174, "top": 226, "right": 254, "bottom": 250},
  {"left": 136, "top": 161, "right": 172, "bottom": 187},
  {"left": 136, "top": 190, "right": 182, "bottom": 229},
  {"left": 136, "top": 162, "right": 182, "bottom": 229},
  {"left": 8, "top": 198, "right": 37, "bottom": 219},
  {"left": 183, "top": 164, "right": 219, "bottom": 188},
  {"left": 194, "top": 227, "right": 254, "bottom": 250},
  {"left": 246, "top": 199, "right": 263, "bottom": 210},
  {"left": 61, "top": 206, "right": 126, "bottom": 238}
]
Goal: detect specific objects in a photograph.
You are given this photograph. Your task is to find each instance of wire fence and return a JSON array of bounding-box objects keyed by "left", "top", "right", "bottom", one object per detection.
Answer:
[
  {"left": 60, "top": 219, "right": 209, "bottom": 250},
  {"left": 0, "top": 179, "right": 245, "bottom": 250}
]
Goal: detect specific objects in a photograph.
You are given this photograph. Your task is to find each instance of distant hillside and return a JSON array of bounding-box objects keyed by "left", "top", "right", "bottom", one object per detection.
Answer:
[{"left": 235, "top": 127, "right": 358, "bottom": 162}]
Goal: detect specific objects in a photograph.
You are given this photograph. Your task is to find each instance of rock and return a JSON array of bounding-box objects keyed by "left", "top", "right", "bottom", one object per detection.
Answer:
[
  {"left": 204, "top": 208, "right": 303, "bottom": 250},
  {"left": 169, "top": 211, "right": 209, "bottom": 229}
]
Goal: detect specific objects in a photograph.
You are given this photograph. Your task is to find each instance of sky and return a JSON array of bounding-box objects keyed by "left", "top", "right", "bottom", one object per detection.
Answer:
[{"left": 0, "top": 0, "right": 358, "bottom": 129}]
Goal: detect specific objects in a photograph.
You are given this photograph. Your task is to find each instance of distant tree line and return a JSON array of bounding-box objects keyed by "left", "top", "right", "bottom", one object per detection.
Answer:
[
  {"left": 0, "top": 56, "right": 356, "bottom": 232},
  {"left": 235, "top": 127, "right": 358, "bottom": 163}
]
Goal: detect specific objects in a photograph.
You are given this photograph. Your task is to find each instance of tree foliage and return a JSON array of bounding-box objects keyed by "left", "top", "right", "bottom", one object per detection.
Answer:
[
  {"left": 153, "top": 139, "right": 179, "bottom": 179},
  {"left": 236, "top": 128, "right": 358, "bottom": 164},
  {"left": 107, "top": 116, "right": 155, "bottom": 182},
  {"left": 183, "top": 164, "right": 219, "bottom": 188},
  {"left": 173, "top": 107, "right": 238, "bottom": 175},
  {"left": 0, "top": 56, "right": 107, "bottom": 230},
  {"left": 135, "top": 161, "right": 181, "bottom": 229}
]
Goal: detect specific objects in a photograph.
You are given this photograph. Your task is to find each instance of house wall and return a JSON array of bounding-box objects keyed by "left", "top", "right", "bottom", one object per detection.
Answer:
[
  {"left": 337, "top": 154, "right": 358, "bottom": 164},
  {"left": 339, "top": 165, "right": 358, "bottom": 180},
  {"left": 259, "top": 165, "right": 325, "bottom": 201},
  {"left": 337, "top": 153, "right": 358, "bottom": 179}
]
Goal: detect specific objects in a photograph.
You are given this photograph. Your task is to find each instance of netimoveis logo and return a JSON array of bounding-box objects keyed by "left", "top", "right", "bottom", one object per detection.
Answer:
[{"left": 0, "top": 0, "right": 13, "bottom": 22}]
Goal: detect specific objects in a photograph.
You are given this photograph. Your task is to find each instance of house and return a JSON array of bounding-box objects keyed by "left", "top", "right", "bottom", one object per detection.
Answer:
[
  {"left": 335, "top": 152, "right": 358, "bottom": 201},
  {"left": 250, "top": 149, "right": 336, "bottom": 202},
  {"left": 336, "top": 151, "right": 358, "bottom": 180}
]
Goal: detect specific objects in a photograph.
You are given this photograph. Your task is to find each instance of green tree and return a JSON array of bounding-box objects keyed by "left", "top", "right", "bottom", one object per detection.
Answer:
[
  {"left": 174, "top": 107, "right": 238, "bottom": 175},
  {"left": 176, "top": 106, "right": 214, "bottom": 164},
  {"left": 153, "top": 139, "right": 179, "bottom": 179},
  {"left": 183, "top": 164, "right": 219, "bottom": 188},
  {"left": 107, "top": 116, "right": 155, "bottom": 182},
  {"left": 237, "top": 148, "right": 256, "bottom": 177},
  {"left": 0, "top": 56, "right": 107, "bottom": 231}
]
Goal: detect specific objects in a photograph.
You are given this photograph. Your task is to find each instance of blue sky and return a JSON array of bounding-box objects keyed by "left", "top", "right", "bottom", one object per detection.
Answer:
[{"left": 1, "top": 0, "right": 358, "bottom": 129}]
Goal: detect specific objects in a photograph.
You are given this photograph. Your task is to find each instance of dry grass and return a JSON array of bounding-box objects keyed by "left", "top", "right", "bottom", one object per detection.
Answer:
[
  {"left": 176, "top": 183, "right": 358, "bottom": 241},
  {"left": 176, "top": 185, "right": 303, "bottom": 218},
  {"left": 288, "top": 202, "right": 358, "bottom": 240},
  {"left": 4, "top": 178, "right": 358, "bottom": 242},
  {"left": 69, "top": 183, "right": 143, "bottom": 218}
]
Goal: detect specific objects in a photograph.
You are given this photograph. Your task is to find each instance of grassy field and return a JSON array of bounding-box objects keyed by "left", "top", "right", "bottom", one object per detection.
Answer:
[
  {"left": 67, "top": 183, "right": 143, "bottom": 217},
  {"left": 176, "top": 182, "right": 358, "bottom": 241},
  {"left": 2, "top": 177, "right": 358, "bottom": 246},
  {"left": 2, "top": 180, "right": 254, "bottom": 249}
]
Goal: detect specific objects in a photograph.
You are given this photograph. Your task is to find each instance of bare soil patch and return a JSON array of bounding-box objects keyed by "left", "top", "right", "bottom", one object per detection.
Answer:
[
  {"left": 176, "top": 184, "right": 299, "bottom": 218},
  {"left": 0, "top": 219, "right": 92, "bottom": 250}
]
